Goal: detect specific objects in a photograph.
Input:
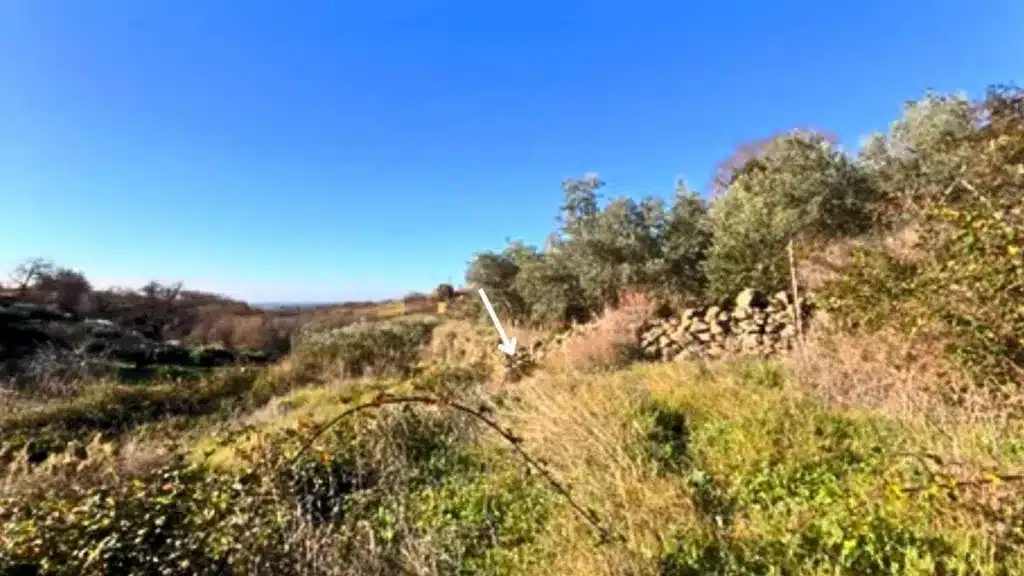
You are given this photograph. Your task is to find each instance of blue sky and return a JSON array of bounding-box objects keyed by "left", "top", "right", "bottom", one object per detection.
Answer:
[{"left": 1, "top": 1, "right": 1021, "bottom": 303}]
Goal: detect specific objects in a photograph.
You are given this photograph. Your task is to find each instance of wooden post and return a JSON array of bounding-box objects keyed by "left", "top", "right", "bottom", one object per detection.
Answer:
[{"left": 787, "top": 239, "right": 807, "bottom": 364}]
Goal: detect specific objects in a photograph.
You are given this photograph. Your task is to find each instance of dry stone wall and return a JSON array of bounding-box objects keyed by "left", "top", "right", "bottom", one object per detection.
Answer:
[
  {"left": 497, "top": 288, "right": 813, "bottom": 379},
  {"left": 638, "top": 288, "right": 813, "bottom": 362}
]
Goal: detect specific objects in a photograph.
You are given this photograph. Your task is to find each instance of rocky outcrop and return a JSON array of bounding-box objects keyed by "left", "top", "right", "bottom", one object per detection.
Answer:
[{"left": 638, "top": 289, "right": 812, "bottom": 362}]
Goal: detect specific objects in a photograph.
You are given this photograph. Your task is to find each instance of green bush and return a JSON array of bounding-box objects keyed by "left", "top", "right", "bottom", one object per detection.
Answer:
[
  {"left": 0, "top": 458, "right": 238, "bottom": 575},
  {"left": 1, "top": 393, "right": 557, "bottom": 576},
  {"left": 703, "top": 131, "right": 879, "bottom": 298},
  {"left": 826, "top": 86, "right": 1024, "bottom": 396},
  {"left": 646, "top": 390, "right": 1019, "bottom": 575},
  {"left": 296, "top": 316, "right": 440, "bottom": 379}
]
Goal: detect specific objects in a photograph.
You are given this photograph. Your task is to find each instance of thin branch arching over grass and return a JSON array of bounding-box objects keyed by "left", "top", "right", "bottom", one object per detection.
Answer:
[{"left": 282, "top": 391, "right": 622, "bottom": 544}]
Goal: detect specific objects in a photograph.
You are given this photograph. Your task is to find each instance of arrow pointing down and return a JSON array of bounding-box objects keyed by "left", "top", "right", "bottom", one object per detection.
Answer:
[{"left": 477, "top": 288, "right": 517, "bottom": 356}]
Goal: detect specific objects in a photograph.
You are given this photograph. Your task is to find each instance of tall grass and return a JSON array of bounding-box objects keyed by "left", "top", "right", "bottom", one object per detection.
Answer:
[{"left": 3, "top": 312, "right": 1024, "bottom": 574}]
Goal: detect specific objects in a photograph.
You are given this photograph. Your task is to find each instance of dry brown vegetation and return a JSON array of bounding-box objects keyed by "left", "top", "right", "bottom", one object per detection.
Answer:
[
  {"left": 3, "top": 261, "right": 459, "bottom": 358},
  {"left": 542, "top": 292, "right": 654, "bottom": 373}
]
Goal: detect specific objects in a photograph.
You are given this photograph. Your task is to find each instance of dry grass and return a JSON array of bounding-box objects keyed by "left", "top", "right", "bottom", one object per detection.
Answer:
[
  {"left": 191, "top": 312, "right": 296, "bottom": 351},
  {"left": 501, "top": 352, "right": 1024, "bottom": 574},
  {"left": 790, "top": 327, "right": 955, "bottom": 421},
  {"left": 1, "top": 433, "right": 175, "bottom": 502},
  {"left": 180, "top": 295, "right": 446, "bottom": 354},
  {"left": 8, "top": 281, "right": 1024, "bottom": 573},
  {"left": 8, "top": 322, "right": 1024, "bottom": 573},
  {"left": 427, "top": 320, "right": 490, "bottom": 361},
  {"left": 425, "top": 319, "right": 510, "bottom": 383},
  {"left": 786, "top": 326, "right": 1024, "bottom": 465},
  {"left": 496, "top": 368, "right": 696, "bottom": 575},
  {"left": 543, "top": 293, "right": 653, "bottom": 374}
]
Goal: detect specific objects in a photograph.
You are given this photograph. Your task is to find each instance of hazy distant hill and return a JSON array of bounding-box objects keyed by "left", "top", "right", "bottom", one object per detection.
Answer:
[{"left": 250, "top": 302, "right": 340, "bottom": 311}]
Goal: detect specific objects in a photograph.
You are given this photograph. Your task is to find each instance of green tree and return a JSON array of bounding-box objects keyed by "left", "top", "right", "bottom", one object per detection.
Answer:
[
  {"left": 552, "top": 174, "right": 670, "bottom": 312},
  {"left": 703, "top": 130, "right": 878, "bottom": 297},
  {"left": 514, "top": 249, "right": 588, "bottom": 327},
  {"left": 858, "top": 91, "right": 977, "bottom": 228},
  {"left": 435, "top": 283, "right": 456, "bottom": 302},
  {"left": 829, "top": 86, "right": 1024, "bottom": 393},
  {"left": 465, "top": 243, "right": 537, "bottom": 324},
  {"left": 659, "top": 182, "right": 713, "bottom": 304}
]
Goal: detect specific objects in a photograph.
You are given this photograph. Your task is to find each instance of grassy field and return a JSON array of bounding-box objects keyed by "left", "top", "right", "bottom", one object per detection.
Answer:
[
  {"left": 4, "top": 82, "right": 1021, "bottom": 576},
  {"left": 2, "top": 309, "right": 1023, "bottom": 575}
]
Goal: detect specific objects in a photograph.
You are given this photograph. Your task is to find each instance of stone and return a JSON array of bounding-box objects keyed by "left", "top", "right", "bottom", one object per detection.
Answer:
[
  {"left": 741, "top": 333, "right": 763, "bottom": 349},
  {"left": 735, "top": 288, "right": 767, "bottom": 310},
  {"left": 704, "top": 306, "right": 720, "bottom": 322},
  {"left": 738, "top": 321, "right": 761, "bottom": 334},
  {"left": 673, "top": 349, "right": 699, "bottom": 362}
]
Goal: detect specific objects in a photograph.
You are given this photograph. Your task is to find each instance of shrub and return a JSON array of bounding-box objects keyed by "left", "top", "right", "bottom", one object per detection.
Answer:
[
  {"left": 826, "top": 86, "right": 1024, "bottom": 398},
  {"left": 514, "top": 251, "right": 588, "bottom": 327},
  {"left": 296, "top": 316, "right": 441, "bottom": 379},
  {"left": 703, "top": 131, "right": 879, "bottom": 298},
  {"left": 0, "top": 457, "right": 239, "bottom": 575},
  {"left": 435, "top": 283, "right": 456, "bottom": 302}
]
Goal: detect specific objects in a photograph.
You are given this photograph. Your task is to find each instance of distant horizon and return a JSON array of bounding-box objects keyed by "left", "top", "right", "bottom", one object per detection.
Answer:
[
  {"left": 250, "top": 301, "right": 344, "bottom": 309},
  {"left": 4, "top": 1, "right": 1021, "bottom": 302},
  {"left": 1, "top": 265, "right": 457, "bottom": 306}
]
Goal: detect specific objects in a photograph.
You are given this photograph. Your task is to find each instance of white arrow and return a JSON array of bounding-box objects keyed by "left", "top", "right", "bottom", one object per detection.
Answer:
[{"left": 477, "top": 288, "right": 517, "bottom": 356}]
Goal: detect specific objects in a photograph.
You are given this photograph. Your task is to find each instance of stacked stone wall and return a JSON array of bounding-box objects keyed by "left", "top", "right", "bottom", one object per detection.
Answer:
[{"left": 638, "top": 288, "right": 813, "bottom": 362}]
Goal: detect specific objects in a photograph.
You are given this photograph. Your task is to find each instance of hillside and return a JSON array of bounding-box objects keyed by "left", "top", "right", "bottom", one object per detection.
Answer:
[{"left": 2, "top": 86, "right": 1023, "bottom": 575}]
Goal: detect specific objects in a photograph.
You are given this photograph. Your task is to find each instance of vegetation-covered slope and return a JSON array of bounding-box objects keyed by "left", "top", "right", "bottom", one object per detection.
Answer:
[{"left": 1, "top": 86, "right": 1022, "bottom": 575}]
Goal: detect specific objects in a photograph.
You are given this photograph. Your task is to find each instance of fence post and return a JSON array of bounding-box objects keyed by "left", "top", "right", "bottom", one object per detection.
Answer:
[{"left": 788, "top": 238, "right": 807, "bottom": 365}]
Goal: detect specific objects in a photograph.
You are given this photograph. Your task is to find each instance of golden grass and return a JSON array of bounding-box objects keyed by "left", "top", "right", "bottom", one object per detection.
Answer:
[
  {"left": 373, "top": 301, "right": 406, "bottom": 318},
  {"left": 542, "top": 297, "right": 651, "bottom": 374},
  {"left": 487, "top": 351, "right": 1024, "bottom": 574},
  {"left": 8, "top": 293, "right": 1023, "bottom": 574},
  {"left": 786, "top": 326, "right": 1024, "bottom": 470},
  {"left": 493, "top": 366, "right": 697, "bottom": 574}
]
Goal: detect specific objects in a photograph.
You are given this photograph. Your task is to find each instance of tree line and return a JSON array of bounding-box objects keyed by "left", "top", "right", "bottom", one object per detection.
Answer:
[{"left": 465, "top": 85, "right": 1024, "bottom": 391}]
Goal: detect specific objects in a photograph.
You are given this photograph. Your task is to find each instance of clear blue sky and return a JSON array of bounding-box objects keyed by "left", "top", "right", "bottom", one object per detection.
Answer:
[{"left": 2, "top": 1, "right": 1020, "bottom": 303}]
